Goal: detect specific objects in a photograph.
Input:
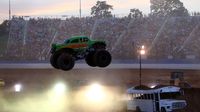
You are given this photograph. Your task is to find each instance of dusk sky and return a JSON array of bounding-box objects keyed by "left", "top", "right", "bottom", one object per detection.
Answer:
[{"left": 0, "top": 0, "right": 200, "bottom": 22}]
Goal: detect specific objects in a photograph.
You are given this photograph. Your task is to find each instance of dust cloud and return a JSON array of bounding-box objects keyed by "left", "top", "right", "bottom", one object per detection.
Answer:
[{"left": 0, "top": 85, "right": 125, "bottom": 112}]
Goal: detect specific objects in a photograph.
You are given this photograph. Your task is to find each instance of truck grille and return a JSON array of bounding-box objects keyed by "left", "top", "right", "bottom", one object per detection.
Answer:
[{"left": 172, "top": 102, "right": 186, "bottom": 109}]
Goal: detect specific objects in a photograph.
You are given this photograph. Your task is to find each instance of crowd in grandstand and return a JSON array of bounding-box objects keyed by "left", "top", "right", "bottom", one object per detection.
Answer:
[{"left": 2, "top": 15, "right": 200, "bottom": 61}]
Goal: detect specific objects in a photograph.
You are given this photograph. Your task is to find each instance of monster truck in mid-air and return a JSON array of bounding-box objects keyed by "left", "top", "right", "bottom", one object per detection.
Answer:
[{"left": 50, "top": 36, "right": 112, "bottom": 71}]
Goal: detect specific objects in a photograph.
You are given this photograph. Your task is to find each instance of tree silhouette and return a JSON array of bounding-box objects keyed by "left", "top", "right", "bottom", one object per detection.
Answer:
[
  {"left": 128, "top": 8, "right": 143, "bottom": 19},
  {"left": 91, "top": 1, "right": 113, "bottom": 18},
  {"left": 0, "top": 20, "right": 9, "bottom": 36},
  {"left": 150, "top": 0, "right": 189, "bottom": 17}
]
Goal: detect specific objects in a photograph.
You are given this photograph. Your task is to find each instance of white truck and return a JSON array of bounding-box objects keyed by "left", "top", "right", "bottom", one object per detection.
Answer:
[{"left": 127, "top": 86, "right": 187, "bottom": 112}]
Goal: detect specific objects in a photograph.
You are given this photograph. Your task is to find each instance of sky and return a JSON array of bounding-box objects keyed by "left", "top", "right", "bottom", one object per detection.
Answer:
[{"left": 0, "top": 0, "right": 200, "bottom": 22}]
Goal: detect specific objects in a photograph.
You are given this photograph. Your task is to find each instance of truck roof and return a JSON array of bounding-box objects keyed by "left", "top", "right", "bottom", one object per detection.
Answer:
[
  {"left": 64, "top": 36, "right": 89, "bottom": 43},
  {"left": 127, "top": 86, "right": 181, "bottom": 94},
  {"left": 71, "top": 36, "right": 89, "bottom": 39}
]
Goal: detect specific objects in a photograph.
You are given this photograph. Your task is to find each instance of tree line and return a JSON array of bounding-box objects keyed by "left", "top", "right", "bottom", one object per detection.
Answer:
[
  {"left": 91, "top": 0, "right": 189, "bottom": 18},
  {"left": 0, "top": 0, "right": 196, "bottom": 33}
]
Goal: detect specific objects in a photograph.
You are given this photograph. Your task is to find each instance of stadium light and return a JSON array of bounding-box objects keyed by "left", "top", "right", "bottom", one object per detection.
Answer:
[
  {"left": 85, "top": 83, "right": 105, "bottom": 102},
  {"left": 53, "top": 82, "right": 66, "bottom": 95},
  {"left": 141, "top": 45, "right": 145, "bottom": 49},
  {"left": 139, "top": 45, "right": 146, "bottom": 86},
  {"left": 140, "top": 45, "right": 146, "bottom": 55},
  {"left": 14, "top": 83, "right": 22, "bottom": 92}
]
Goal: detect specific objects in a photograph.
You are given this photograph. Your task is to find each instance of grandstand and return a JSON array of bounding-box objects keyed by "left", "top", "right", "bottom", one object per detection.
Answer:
[
  {"left": 1, "top": 15, "right": 200, "bottom": 112},
  {"left": 1, "top": 16, "right": 200, "bottom": 62}
]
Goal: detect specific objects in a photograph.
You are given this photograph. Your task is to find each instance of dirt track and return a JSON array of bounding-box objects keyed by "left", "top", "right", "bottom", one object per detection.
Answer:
[{"left": 0, "top": 68, "right": 199, "bottom": 112}]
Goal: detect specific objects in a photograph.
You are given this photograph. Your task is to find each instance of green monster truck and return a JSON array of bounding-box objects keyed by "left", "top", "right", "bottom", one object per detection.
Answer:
[{"left": 50, "top": 36, "right": 112, "bottom": 71}]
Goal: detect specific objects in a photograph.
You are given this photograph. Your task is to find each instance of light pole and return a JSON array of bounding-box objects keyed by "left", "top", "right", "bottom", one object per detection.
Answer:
[
  {"left": 79, "top": 0, "right": 83, "bottom": 34},
  {"left": 139, "top": 45, "right": 145, "bottom": 86},
  {"left": 79, "top": 0, "right": 82, "bottom": 18},
  {"left": 9, "top": 0, "right": 11, "bottom": 20}
]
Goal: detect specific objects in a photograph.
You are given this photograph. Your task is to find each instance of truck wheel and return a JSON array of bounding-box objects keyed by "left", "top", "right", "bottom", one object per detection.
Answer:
[
  {"left": 50, "top": 53, "right": 60, "bottom": 69},
  {"left": 94, "top": 50, "right": 112, "bottom": 67},
  {"left": 57, "top": 53, "right": 75, "bottom": 71},
  {"left": 92, "top": 43, "right": 106, "bottom": 50},
  {"left": 85, "top": 52, "right": 96, "bottom": 67},
  {"left": 161, "top": 107, "right": 166, "bottom": 112}
]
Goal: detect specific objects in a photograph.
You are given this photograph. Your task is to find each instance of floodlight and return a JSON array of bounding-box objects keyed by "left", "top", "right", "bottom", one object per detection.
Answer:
[
  {"left": 53, "top": 82, "right": 66, "bottom": 95},
  {"left": 14, "top": 84, "right": 22, "bottom": 92},
  {"left": 86, "top": 83, "right": 105, "bottom": 102}
]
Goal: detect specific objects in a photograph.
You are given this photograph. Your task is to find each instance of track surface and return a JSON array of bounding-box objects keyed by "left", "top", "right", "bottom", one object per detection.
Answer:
[{"left": 1, "top": 63, "right": 200, "bottom": 70}]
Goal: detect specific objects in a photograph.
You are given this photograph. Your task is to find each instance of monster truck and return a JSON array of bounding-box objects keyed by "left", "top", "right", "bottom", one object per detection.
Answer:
[{"left": 50, "top": 36, "right": 112, "bottom": 71}]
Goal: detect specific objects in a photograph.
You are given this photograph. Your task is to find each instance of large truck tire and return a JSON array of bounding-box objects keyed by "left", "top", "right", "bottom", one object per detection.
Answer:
[
  {"left": 50, "top": 53, "right": 60, "bottom": 69},
  {"left": 93, "top": 50, "right": 112, "bottom": 67},
  {"left": 85, "top": 51, "right": 96, "bottom": 67},
  {"left": 57, "top": 53, "right": 75, "bottom": 71}
]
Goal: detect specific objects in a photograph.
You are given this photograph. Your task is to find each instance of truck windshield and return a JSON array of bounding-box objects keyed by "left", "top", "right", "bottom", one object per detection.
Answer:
[
  {"left": 160, "top": 92, "right": 181, "bottom": 99},
  {"left": 64, "top": 39, "right": 70, "bottom": 44}
]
